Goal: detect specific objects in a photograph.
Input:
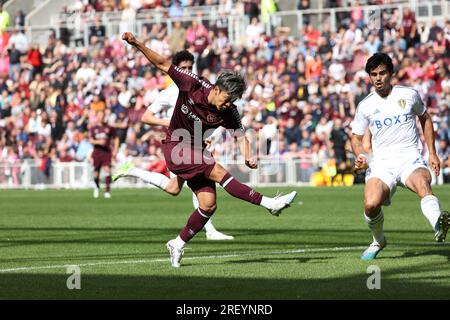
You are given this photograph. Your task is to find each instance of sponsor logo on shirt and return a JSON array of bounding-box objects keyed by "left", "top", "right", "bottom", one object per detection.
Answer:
[
  {"left": 181, "top": 103, "right": 200, "bottom": 121},
  {"left": 95, "top": 133, "right": 108, "bottom": 139},
  {"left": 373, "top": 113, "right": 413, "bottom": 129},
  {"left": 188, "top": 113, "right": 200, "bottom": 122}
]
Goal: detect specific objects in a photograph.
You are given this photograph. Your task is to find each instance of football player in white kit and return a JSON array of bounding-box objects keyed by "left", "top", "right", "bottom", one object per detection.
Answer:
[
  {"left": 351, "top": 53, "right": 449, "bottom": 260},
  {"left": 113, "top": 50, "right": 234, "bottom": 240}
]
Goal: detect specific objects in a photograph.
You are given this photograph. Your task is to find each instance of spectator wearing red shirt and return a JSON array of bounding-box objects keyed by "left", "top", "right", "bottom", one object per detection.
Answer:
[
  {"left": 303, "top": 24, "right": 320, "bottom": 48},
  {"left": 59, "top": 148, "right": 73, "bottom": 162},
  {"left": 27, "top": 43, "right": 43, "bottom": 77}
]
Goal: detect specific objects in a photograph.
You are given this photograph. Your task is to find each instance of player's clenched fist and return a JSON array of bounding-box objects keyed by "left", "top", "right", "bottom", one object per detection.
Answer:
[
  {"left": 122, "top": 32, "right": 137, "bottom": 45},
  {"left": 245, "top": 158, "right": 258, "bottom": 169},
  {"left": 428, "top": 153, "right": 441, "bottom": 176},
  {"left": 354, "top": 153, "right": 368, "bottom": 170}
]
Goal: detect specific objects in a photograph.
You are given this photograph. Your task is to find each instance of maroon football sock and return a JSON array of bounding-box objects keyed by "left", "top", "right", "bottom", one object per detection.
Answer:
[
  {"left": 94, "top": 176, "right": 100, "bottom": 189},
  {"left": 105, "top": 176, "right": 111, "bottom": 192},
  {"left": 179, "top": 208, "right": 211, "bottom": 242},
  {"left": 219, "top": 173, "right": 262, "bottom": 205}
]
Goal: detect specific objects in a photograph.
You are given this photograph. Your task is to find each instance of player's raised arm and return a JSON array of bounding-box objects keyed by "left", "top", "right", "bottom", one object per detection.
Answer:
[
  {"left": 141, "top": 109, "right": 171, "bottom": 127},
  {"left": 122, "top": 32, "right": 171, "bottom": 73},
  {"left": 418, "top": 111, "right": 440, "bottom": 176},
  {"left": 141, "top": 86, "right": 173, "bottom": 127}
]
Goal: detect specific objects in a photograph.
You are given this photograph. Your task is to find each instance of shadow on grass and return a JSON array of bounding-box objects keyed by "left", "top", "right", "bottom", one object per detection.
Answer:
[
  {"left": 378, "top": 248, "right": 450, "bottom": 261},
  {"left": 0, "top": 227, "right": 436, "bottom": 235},
  {"left": 0, "top": 227, "right": 435, "bottom": 248},
  {"left": 0, "top": 262, "right": 449, "bottom": 300}
]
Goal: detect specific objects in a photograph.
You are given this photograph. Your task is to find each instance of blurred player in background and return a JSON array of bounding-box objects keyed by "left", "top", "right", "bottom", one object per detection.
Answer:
[
  {"left": 351, "top": 53, "right": 449, "bottom": 260},
  {"left": 113, "top": 50, "right": 234, "bottom": 241},
  {"left": 89, "top": 111, "right": 119, "bottom": 198}
]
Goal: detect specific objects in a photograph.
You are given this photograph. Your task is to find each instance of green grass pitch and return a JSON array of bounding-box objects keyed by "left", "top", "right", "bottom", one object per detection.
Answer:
[{"left": 0, "top": 186, "right": 449, "bottom": 299}]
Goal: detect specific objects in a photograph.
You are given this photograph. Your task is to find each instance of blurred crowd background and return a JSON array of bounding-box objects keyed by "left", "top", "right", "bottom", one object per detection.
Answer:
[{"left": 0, "top": 0, "right": 449, "bottom": 187}]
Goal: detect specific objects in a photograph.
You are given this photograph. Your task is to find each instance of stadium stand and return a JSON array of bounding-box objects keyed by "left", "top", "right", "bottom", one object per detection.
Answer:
[{"left": 0, "top": 0, "right": 449, "bottom": 188}]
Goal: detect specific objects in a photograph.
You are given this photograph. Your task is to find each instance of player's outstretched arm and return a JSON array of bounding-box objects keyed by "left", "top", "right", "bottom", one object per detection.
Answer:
[
  {"left": 351, "top": 133, "right": 368, "bottom": 169},
  {"left": 419, "top": 111, "right": 440, "bottom": 176},
  {"left": 238, "top": 135, "right": 257, "bottom": 169},
  {"left": 122, "top": 32, "right": 170, "bottom": 73},
  {"left": 141, "top": 109, "right": 170, "bottom": 127}
]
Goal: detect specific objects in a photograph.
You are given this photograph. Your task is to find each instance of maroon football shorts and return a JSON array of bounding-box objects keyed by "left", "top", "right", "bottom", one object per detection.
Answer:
[
  {"left": 162, "top": 140, "right": 216, "bottom": 195},
  {"left": 92, "top": 148, "right": 112, "bottom": 170}
]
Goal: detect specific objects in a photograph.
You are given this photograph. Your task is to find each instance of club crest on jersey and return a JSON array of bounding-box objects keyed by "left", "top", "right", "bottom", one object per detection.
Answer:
[
  {"left": 398, "top": 99, "right": 406, "bottom": 109},
  {"left": 181, "top": 104, "right": 189, "bottom": 114},
  {"left": 207, "top": 114, "right": 218, "bottom": 123}
]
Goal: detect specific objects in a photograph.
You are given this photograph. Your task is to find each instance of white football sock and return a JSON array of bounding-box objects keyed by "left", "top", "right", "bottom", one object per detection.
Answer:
[
  {"left": 204, "top": 220, "right": 217, "bottom": 233},
  {"left": 420, "top": 195, "right": 441, "bottom": 232},
  {"left": 173, "top": 236, "right": 186, "bottom": 248},
  {"left": 192, "top": 192, "right": 199, "bottom": 209},
  {"left": 260, "top": 196, "right": 276, "bottom": 210},
  {"left": 364, "top": 211, "right": 385, "bottom": 245},
  {"left": 128, "top": 167, "right": 169, "bottom": 190}
]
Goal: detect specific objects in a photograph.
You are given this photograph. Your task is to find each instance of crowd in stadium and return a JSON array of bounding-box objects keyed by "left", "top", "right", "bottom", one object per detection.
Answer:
[{"left": 0, "top": 0, "right": 449, "bottom": 186}]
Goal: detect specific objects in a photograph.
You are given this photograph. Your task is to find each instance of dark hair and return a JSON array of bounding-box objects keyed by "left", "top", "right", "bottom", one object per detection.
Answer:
[
  {"left": 215, "top": 71, "right": 246, "bottom": 102},
  {"left": 365, "top": 53, "right": 394, "bottom": 74},
  {"left": 172, "top": 50, "right": 194, "bottom": 66}
]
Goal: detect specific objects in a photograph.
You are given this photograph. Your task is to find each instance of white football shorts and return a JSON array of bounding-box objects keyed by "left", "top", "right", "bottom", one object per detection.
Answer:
[{"left": 365, "top": 152, "right": 428, "bottom": 206}]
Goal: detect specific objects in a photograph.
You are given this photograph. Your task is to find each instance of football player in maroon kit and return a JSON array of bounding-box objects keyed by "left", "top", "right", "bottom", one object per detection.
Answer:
[
  {"left": 122, "top": 32, "right": 297, "bottom": 267},
  {"left": 89, "top": 111, "right": 119, "bottom": 198},
  {"left": 113, "top": 50, "right": 235, "bottom": 241}
]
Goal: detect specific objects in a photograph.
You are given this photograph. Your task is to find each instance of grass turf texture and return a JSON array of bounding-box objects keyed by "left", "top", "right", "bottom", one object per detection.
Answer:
[{"left": 0, "top": 186, "right": 449, "bottom": 299}]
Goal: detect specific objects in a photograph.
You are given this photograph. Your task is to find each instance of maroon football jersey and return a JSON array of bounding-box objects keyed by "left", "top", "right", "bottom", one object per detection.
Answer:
[
  {"left": 166, "top": 64, "right": 244, "bottom": 148},
  {"left": 89, "top": 124, "right": 116, "bottom": 152}
]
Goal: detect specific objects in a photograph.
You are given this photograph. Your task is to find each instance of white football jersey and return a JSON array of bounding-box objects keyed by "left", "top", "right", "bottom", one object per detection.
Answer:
[
  {"left": 148, "top": 83, "right": 179, "bottom": 119},
  {"left": 352, "top": 85, "right": 426, "bottom": 159}
]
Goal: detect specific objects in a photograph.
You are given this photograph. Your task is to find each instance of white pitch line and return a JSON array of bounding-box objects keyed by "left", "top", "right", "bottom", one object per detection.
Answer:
[{"left": 0, "top": 246, "right": 365, "bottom": 273}]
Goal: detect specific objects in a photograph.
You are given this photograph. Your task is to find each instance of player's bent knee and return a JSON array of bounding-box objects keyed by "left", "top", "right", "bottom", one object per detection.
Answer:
[
  {"left": 166, "top": 183, "right": 181, "bottom": 196},
  {"left": 364, "top": 198, "right": 382, "bottom": 213},
  {"left": 165, "top": 178, "right": 182, "bottom": 196},
  {"left": 408, "top": 172, "right": 433, "bottom": 198},
  {"left": 200, "top": 204, "right": 217, "bottom": 215},
  {"left": 167, "top": 186, "right": 181, "bottom": 196},
  {"left": 416, "top": 181, "right": 433, "bottom": 198}
]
